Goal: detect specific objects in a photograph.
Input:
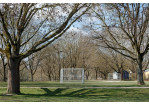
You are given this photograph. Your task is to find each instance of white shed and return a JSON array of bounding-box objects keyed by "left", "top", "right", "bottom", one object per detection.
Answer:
[
  {"left": 113, "top": 72, "right": 120, "bottom": 80},
  {"left": 108, "top": 72, "right": 121, "bottom": 81}
]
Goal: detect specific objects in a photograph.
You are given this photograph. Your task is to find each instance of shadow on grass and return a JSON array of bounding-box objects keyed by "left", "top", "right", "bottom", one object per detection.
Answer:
[
  {"left": 1, "top": 88, "right": 149, "bottom": 102},
  {"left": 17, "top": 88, "right": 145, "bottom": 101},
  {"left": 19, "top": 88, "right": 86, "bottom": 97},
  {"left": 41, "top": 88, "right": 65, "bottom": 96}
]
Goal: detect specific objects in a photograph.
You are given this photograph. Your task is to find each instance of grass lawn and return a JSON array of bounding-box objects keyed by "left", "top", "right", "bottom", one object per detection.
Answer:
[
  {"left": 1, "top": 80, "right": 149, "bottom": 87},
  {"left": 0, "top": 88, "right": 149, "bottom": 102},
  {"left": 1, "top": 80, "right": 149, "bottom": 102}
]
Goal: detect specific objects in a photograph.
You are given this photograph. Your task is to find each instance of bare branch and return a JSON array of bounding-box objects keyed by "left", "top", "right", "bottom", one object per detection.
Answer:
[{"left": 0, "top": 10, "right": 14, "bottom": 45}]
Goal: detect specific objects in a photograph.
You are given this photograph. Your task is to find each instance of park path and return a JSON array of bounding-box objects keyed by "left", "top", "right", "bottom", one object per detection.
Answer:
[{"left": 1, "top": 87, "right": 149, "bottom": 89}]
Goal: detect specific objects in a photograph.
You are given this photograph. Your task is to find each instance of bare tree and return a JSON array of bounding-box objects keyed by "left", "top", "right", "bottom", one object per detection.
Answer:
[
  {"left": 23, "top": 52, "right": 42, "bottom": 81},
  {"left": 0, "top": 36, "right": 7, "bottom": 81},
  {"left": 92, "top": 50, "right": 113, "bottom": 80},
  {"left": 0, "top": 3, "right": 91, "bottom": 94},
  {"left": 40, "top": 46, "right": 58, "bottom": 81},
  {"left": 91, "top": 3, "right": 149, "bottom": 85},
  {"left": 48, "top": 31, "right": 93, "bottom": 80},
  {"left": 19, "top": 60, "right": 30, "bottom": 81},
  {"left": 0, "top": 54, "right": 7, "bottom": 81},
  {"left": 142, "top": 52, "right": 149, "bottom": 71},
  {"left": 99, "top": 49, "right": 130, "bottom": 80}
]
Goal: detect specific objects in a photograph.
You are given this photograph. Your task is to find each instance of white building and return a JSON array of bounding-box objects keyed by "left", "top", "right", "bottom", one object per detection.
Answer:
[{"left": 113, "top": 72, "right": 119, "bottom": 80}]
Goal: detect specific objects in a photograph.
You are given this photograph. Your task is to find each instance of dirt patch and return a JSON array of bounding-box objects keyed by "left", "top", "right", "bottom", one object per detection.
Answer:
[{"left": 3, "top": 93, "right": 14, "bottom": 96}]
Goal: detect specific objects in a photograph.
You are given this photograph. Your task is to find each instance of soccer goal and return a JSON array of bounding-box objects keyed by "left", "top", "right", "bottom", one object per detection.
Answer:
[
  {"left": 60, "top": 68, "right": 84, "bottom": 84},
  {"left": 108, "top": 72, "right": 121, "bottom": 81}
]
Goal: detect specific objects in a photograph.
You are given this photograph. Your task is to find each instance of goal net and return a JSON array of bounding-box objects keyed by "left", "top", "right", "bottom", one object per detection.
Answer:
[
  {"left": 108, "top": 72, "right": 121, "bottom": 81},
  {"left": 60, "top": 68, "right": 84, "bottom": 84}
]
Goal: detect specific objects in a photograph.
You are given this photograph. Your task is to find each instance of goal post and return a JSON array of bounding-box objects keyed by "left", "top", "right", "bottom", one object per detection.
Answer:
[
  {"left": 60, "top": 68, "right": 84, "bottom": 84},
  {"left": 108, "top": 72, "right": 121, "bottom": 81}
]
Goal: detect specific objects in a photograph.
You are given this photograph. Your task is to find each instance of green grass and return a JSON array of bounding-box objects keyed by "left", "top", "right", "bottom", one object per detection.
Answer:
[
  {"left": 1, "top": 80, "right": 149, "bottom": 102},
  {"left": 1, "top": 80, "right": 149, "bottom": 87},
  {"left": 0, "top": 88, "right": 149, "bottom": 102}
]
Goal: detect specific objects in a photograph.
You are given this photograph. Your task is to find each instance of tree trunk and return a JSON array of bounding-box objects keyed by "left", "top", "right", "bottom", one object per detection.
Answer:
[
  {"left": 7, "top": 57, "right": 21, "bottom": 94},
  {"left": 132, "top": 72, "right": 133, "bottom": 80},
  {"left": 48, "top": 75, "right": 51, "bottom": 81},
  {"left": 104, "top": 74, "right": 107, "bottom": 80},
  {"left": 59, "top": 67, "right": 60, "bottom": 80},
  {"left": 1, "top": 54, "right": 7, "bottom": 82},
  {"left": 95, "top": 70, "right": 97, "bottom": 80},
  {"left": 137, "top": 56, "right": 145, "bottom": 85},
  {"left": 121, "top": 70, "right": 123, "bottom": 80},
  {"left": 3, "top": 65, "right": 6, "bottom": 82},
  {"left": 31, "top": 74, "right": 33, "bottom": 82},
  {"left": 86, "top": 74, "right": 89, "bottom": 80},
  {"left": 135, "top": 69, "right": 137, "bottom": 80}
]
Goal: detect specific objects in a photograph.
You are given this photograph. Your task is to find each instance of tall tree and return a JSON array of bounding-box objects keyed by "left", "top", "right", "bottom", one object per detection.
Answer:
[
  {"left": 40, "top": 47, "right": 57, "bottom": 81},
  {"left": 23, "top": 52, "right": 41, "bottom": 81},
  {"left": 0, "top": 54, "right": 7, "bottom": 81},
  {"left": 91, "top": 3, "right": 149, "bottom": 85},
  {"left": 0, "top": 35, "right": 7, "bottom": 82},
  {"left": 0, "top": 3, "right": 91, "bottom": 94}
]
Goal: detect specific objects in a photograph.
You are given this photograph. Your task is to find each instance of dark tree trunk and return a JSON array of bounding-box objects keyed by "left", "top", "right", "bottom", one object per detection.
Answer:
[
  {"left": 86, "top": 71, "right": 90, "bottom": 80},
  {"left": 120, "top": 69, "right": 124, "bottom": 80},
  {"left": 1, "top": 54, "right": 7, "bottom": 82},
  {"left": 48, "top": 75, "right": 51, "bottom": 81},
  {"left": 137, "top": 55, "right": 145, "bottom": 85},
  {"left": 96, "top": 70, "right": 97, "bottom": 80},
  {"left": 86, "top": 76, "right": 88, "bottom": 80},
  {"left": 121, "top": 71, "right": 123, "bottom": 80},
  {"left": 103, "top": 74, "right": 107, "bottom": 80},
  {"left": 7, "top": 57, "right": 21, "bottom": 94},
  {"left": 3, "top": 64, "right": 7, "bottom": 82},
  {"left": 135, "top": 69, "right": 137, "bottom": 80},
  {"left": 3, "top": 67, "right": 6, "bottom": 82},
  {"left": 31, "top": 74, "right": 33, "bottom": 82}
]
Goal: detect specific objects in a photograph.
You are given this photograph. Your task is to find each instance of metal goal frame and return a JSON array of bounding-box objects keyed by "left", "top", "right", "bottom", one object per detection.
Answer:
[{"left": 60, "top": 68, "right": 84, "bottom": 84}]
